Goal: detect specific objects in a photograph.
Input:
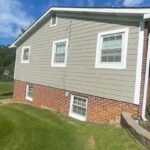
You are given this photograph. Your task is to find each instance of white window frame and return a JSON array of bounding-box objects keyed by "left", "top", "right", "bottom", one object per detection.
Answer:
[
  {"left": 69, "top": 95, "right": 88, "bottom": 121},
  {"left": 50, "top": 14, "right": 57, "bottom": 27},
  {"left": 21, "top": 46, "right": 30, "bottom": 63},
  {"left": 25, "top": 84, "right": 33, "bottom": 101},
  {"left": 51, "top": 39, "right": 69, "bottom": 67},
  {"left": 95, "top": 28, "right": 129, "bottom": 69}
]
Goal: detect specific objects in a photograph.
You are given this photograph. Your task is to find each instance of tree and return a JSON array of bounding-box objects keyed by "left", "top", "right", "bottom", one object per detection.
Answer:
[{"left": 0, "top": 45, "right": 16, "bottom": 81}]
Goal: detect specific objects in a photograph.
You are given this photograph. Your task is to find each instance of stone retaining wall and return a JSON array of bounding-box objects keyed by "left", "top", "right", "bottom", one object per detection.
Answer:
[{"left": 121, "top": 112, "right": 150, "bottom": 149}]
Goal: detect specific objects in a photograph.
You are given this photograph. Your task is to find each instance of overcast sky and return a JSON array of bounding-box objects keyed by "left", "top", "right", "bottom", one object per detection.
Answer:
[{"left": 0, "top": 0, "right": 150, "bottom": 45}]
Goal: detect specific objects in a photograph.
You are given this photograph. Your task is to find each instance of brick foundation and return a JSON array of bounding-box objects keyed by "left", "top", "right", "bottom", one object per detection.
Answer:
[{"left": 13, "top": 80, "right": 139, "bottom": 123}]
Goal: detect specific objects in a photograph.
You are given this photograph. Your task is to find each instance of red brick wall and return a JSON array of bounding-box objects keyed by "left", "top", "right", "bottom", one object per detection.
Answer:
[
  {"left": 139, "top": 22, "right": 149, "bottom": 114},
  {"left": 147, "top": 79, "right": 150, "bottom": 104},
  {"left": 13, "top": 80, "right": 139, "bottom": 123}
]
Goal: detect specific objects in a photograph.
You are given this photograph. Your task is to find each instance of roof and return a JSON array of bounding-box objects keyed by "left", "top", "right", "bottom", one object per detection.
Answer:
[{"left": 10, "top": 7, "right": 150, "bottom": 47}]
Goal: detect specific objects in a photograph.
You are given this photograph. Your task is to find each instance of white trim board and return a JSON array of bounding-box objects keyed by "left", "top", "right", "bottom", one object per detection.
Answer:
[
  {"left": 134, "top": 21, "right": 144, "bottom": 105},
  {"left": 10, "top": 7, "right": 150, "bottom": 48}
]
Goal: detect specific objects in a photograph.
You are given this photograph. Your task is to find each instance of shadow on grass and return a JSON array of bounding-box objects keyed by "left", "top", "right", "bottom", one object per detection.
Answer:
[{"left": 0, "top": 92, "right": 13, "bottom": 96}]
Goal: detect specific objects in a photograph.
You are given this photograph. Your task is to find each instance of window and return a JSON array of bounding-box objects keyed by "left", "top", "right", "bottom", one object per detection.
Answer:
[
  {"left": 51, "top": 39, "right": 69, "bottom": 67},
  {"left": 95, "top": 28, "right": 129, "bottom": 69},
  {"left": 50, "top": 14, "right": 57, "bottom": 27},
  {"left": 69, "top": 95, "right": 88, "bottom": 121},
  {"left": 21, "top": 46, "right": 30, "bottom": 63},
  {"left": 26, "top": 84, "right": 33, "bottom": 101}
]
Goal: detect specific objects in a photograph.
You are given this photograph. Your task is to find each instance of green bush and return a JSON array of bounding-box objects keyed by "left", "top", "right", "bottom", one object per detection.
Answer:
[{"left": 147, "top": 104, "right": 150, "bottom": 115}]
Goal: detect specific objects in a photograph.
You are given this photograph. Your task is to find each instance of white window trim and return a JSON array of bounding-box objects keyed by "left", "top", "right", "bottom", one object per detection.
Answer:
[
  {"left": 25, "top": 84, "right": 33, "bottom": 101},
  {"left": 69, "top": 95, "right": 88, "bottom": 121},
  {"left": 50, "top": 14, "right": 57, "bottom": 27},
  {"left": 95, "top": 28, "right": 129, "bottom": 69},
  {"left": 21, "top": 46, "right": 30, "bottom": 63},
  {"left": 51, "top": 39, "right": 69, "bottom": 67}
]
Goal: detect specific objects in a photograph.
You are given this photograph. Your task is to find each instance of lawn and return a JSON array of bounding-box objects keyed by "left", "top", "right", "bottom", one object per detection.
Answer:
[
  {"left": 0, "top": 104, "right": 145, "bottom": 150},
  {"left": 0, "top": 81, "right": 13, "bottom": 99}
]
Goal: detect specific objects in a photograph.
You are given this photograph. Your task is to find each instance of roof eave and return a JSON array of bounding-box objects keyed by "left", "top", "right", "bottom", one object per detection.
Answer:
[{"left": 10, "top": 7, "right": 150, "bottom": 48}]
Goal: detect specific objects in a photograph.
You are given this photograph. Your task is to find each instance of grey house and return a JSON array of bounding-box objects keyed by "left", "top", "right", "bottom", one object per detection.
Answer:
[{"left": 10, "top": 7, "right": 150, "bottom": 123}]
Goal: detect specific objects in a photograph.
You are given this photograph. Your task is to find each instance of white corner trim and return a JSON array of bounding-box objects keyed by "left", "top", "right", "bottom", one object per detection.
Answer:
[
  {"left": 50, "top": 14, "right": 58, "bottom": 27},
  {"left": 25, "top": 84, "right": 33, "bottom": 101},
  {"left": 69, "top": 95, "right": 88, "bottom": 121},
  {"left": 134, "top": 21, "right": 144, "bottom": 105},
  {"left": 142, "top": 34, "right": 150, "bottom": 121},
  {"left": 144, "top": 13, "right": 150, "bottom": 20},
  {"left": 95, "top": 28, "right": 129, "bottom": 69},
  {"left": 21, "top": 46, "right": 31, "bottom": 64},
  {"left": 51, "top": 39, "right": 69, "bottom": 67}
]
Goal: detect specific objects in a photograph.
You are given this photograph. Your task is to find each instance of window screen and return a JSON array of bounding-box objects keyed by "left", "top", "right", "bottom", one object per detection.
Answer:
[
  {"left": 27, "top": 85, "right": 33, "bottom": 99},
  {"left": 23, "top": 48, "right": 29, "bottom": 61},
  {"left": 72, "top": 96, "right": 87, "bottom": 116},
  {"left": 101, "top": 33, "right": 123, "bottom": 63},
  {"left": 54, "top": 42, "right": 66, "bottom": 63}
]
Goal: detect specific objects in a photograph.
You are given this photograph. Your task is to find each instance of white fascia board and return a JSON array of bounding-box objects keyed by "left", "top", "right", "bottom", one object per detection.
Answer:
[
  {"left": 51, "top": 7, "right": 150, "bottom": 15},
  {"left": 10, "top": 7, "right": 150, "bottom": 48}
]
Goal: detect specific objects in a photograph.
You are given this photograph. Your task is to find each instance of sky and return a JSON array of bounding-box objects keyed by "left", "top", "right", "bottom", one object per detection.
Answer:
[{"left": 0, "top": 0, "right": 150, "bottom": 45}]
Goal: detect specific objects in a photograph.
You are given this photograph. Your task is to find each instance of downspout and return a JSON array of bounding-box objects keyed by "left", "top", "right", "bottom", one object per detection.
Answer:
[
  {"left": 142, "top": 33, "right": 150, "bottom": 120},
  {"left": 141, "top": 16, "right": 150, "bottom": 120}
]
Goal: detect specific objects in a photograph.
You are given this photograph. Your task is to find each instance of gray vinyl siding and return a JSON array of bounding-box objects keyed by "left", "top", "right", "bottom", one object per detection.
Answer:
[{"left": 14, "top": 13, "right": 140, "bottom": 103}]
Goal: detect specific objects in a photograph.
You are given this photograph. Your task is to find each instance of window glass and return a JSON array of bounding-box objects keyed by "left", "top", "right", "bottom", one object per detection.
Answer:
[
  {"left": 72, "top": 96, "right": 87, "bottom": 116},
  {"left": 26, "top": 85, "right": 33, "bottom": 100},
  {"left": 23, "top": 48, "right": 29, "bottom": 61},
  {"left": 101, "top": 34, "right": 122, "bottom": 63},
  {"left": 55, "top": 42, "right": 66, "bottom": 63}
]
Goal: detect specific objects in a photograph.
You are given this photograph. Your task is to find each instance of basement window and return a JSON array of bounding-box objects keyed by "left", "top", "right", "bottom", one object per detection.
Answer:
[
  {"left": 69, "top": 95, "right": 88, "bottom": 121},
  {"left": 50, "top": 14, "right": 57, "bottom": 27},
  {"left": 21, "top": 46, "right": 30, "bottom": 63},
  {"left": 26, "top": 84, "right": 33, "bottom": 101}
]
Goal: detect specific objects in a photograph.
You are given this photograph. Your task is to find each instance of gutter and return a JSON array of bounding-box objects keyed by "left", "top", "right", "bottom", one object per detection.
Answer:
[{"left": 10, "top": 7, "right": 150, "bottom": 48}]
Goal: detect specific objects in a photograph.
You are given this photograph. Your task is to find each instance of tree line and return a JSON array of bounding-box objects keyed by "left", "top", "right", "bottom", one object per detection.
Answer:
[{"left": 0, "top": 45, "right": 16, "bottom": 81}]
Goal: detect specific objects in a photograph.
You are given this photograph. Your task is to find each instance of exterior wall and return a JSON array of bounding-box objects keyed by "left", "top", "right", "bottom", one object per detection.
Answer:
[
  {"left": 13, "top": 80, "right": 139, "bottom": 123},
  {"left": 14, "top": 13, "right": 140, "bottom": 104}
]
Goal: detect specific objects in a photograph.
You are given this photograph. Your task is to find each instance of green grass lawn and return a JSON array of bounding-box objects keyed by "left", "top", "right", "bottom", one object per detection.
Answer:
[
  {"left": 0, "top": 104, "right": 145, "bottom": 150},
  {"left": 0, "top": 81, "right": 13, "bottom": 99}
]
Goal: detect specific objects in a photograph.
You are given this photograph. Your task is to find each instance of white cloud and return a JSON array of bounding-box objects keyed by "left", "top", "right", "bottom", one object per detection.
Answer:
[
  {"left": 123, "top": 0, "right": 144, "bottom": 6},
  {"left": 0, "top": 0, "right": 34, "bottom": 38}
]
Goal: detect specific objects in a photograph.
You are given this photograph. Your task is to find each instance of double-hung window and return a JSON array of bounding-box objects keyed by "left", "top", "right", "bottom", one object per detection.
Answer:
[
  {"left": 95, "top": 28, "right": 129, "bottom": 69},
  {"left": 69, "top": 95, "right": 88, "bottom": 121},
  {"left": 21, "top": 46, "right": 30, "bottom": 63},
  {"left": 51, "top": 39, "right": 69, "bottom": 67},
  {"left": 26, "top": 84, "right": 34, "bottom": 101}
]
